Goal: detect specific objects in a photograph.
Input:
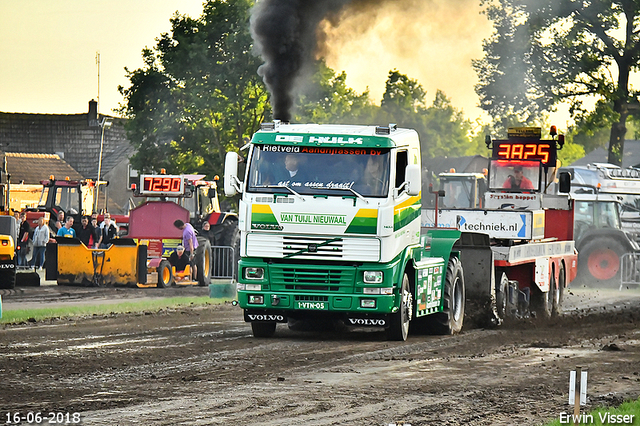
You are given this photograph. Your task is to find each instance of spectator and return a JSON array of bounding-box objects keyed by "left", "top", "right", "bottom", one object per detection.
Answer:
[
  {"left": 75, "top": 215, "right": 94, "bottom": 247},
  {"left": 200, "top": 221, "right": 214, "bottom": 244},
  {"left": 31, "top": 217, "right": 49, "bottom": 269},
  {"left": 91, "top": 216, "right": 101, "bottom": 248},
  {"left": 13, "top": 210, "right": 21, "bottom": 234},
  {"left": 173, "top": 219, "right": 199, "bottom": 278},
  {"left": 100, "top": 215, "right": 118, "bottom": 248},
  {"left": 55, "top": 211, "right": 65, "bottom": 230},
  {"left": 17, "top": 211, "right": 30, "bottom": 266},
  {"left": 169, "top": 245, "right": 191, "bottom": 274},
  {"left": 57, "top": 217, "right": 76, "bottom": 238}
]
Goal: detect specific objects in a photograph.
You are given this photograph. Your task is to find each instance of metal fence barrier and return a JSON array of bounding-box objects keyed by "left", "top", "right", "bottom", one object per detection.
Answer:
[
  {"left": 211, "top": 245, "right": 236, "bottom": 281},
  {"left": 620, "top": 252, "right": 640, "bottom": 290}
]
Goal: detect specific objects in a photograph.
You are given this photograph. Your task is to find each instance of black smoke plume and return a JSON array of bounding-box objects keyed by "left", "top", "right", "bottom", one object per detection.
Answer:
[{"left": 250, "top": 0, "right": 354, "bottom": 122}]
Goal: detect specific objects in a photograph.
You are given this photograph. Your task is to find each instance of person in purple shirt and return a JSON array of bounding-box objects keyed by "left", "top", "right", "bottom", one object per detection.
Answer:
[
  {"left": 174, "top": 219, "right": 199, "bottom": 279},
  {"left": 173, "top": 219, "right": 198, "bottom": 256}
]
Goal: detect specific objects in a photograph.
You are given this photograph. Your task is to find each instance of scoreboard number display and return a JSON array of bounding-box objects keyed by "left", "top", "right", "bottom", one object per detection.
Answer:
[
  {"left": 491, "top": 128, "right": 557, "bottom": 166},
  {"left": 139, "top": 175, "right": 185, "bottom": 196}
]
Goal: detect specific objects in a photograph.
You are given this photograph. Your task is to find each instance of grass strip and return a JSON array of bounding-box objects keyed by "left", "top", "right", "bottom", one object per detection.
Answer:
[
  {"left": 544, "top": 398, "right": 640, "bottom": 425},
  {"left": 1, "top": 296, "right": 229, "bottom": 324}
]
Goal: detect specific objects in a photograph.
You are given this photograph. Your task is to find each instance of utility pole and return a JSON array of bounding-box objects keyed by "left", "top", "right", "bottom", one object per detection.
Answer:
[{"left": 96, "top": 51, "right": 100, "bottom": 113}]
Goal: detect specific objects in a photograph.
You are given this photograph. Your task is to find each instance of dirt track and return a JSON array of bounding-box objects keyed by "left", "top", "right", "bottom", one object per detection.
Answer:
[{"left": 1, "top": 286, "right": 640, "bottom": 426}]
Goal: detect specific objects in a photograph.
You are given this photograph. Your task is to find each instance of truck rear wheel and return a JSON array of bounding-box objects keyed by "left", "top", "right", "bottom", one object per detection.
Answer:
[
  {"left": 251, "top": 321, "right": 276, "bottom": 338},
  {"left": 579, "top": 239, "right": 625, "bottom": 288},
  {"left": 157, "top": 260, "right": 173, "bottom": 288},
  {"left": 427, "top": 257, "right": 466, "bottom": 334},
  {"left": 386, "top": 273, "right": 412, "bottom": 341},
  {"left": 430, "top": 256, "right": 465, "bottom": 335}
]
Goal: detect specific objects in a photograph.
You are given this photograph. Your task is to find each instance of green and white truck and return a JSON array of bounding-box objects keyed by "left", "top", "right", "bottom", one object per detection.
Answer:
[{"left": 224, "top": 122, "right": 491, "bottom": 340}]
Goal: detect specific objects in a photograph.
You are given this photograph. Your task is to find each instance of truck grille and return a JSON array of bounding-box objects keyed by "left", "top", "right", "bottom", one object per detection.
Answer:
[
  {"left": 247, "top": 234, "right": 380, "bottom": 261},
  {"left": 270, "top": 266, "right": 356, "bottom": 292}
]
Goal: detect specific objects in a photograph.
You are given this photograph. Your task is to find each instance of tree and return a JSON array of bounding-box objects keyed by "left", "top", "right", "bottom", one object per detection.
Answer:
[
  {"left": 293, "top": 60, "right": 376, "bottom": 124},
  {"left": 378, "top": 71, "right": 475, "bottom": 158},
  {"left": 118, "top": 0, "right": 269, "bottom": 178},
  {"left": 475, "top": 0, "right": 640, "bottom": 166}
]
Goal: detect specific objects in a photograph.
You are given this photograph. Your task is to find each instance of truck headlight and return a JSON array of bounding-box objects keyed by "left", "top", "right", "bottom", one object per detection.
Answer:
[
  {"left": 246, "top": 284, "right": 262, "bottom": 291},
  {"left": 363, "top": 287, "right": 393, "bottom": 295},
  {"left": 245, "top": 267, "right": 264, "bottom": 280},
  {"left": 363, "top": 271, "right": 383, "bottom": 283},
  {"left": 248, "top": 295, "right": 264, "bottom": 304}
]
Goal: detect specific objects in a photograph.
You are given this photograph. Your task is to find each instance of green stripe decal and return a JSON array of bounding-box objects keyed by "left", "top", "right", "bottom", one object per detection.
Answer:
[
  {"left": 345, "top": 208, "right": 378, "bottom": 234},
  {"left": 394, "top": 196, "right": 421, "bottom": 231}
]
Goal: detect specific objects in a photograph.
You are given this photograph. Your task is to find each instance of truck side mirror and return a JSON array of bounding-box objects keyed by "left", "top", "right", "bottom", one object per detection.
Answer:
[
  {"left": 405, "top": 164, "right": 421, "bottom": 196},
  {"left": 558, "top": 171, "right": 571, "bottom": 193},
  {"left": 224, "top": 152, "right": 242, "bottom": 196}
]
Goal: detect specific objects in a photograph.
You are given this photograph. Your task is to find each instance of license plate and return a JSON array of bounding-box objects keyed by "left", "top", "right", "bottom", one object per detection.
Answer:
[{"left": 296, "top": 301, "right": 328, "bottom": 310}]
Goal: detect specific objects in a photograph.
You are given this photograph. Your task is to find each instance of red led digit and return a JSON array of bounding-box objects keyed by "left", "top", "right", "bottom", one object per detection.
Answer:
[
  {"left": 161, "top": 177, "right": 170, "bottom": 191},
  {"left": 538, "top": 144, "right": 550, "bottom": 163},
  {"left": 497, "top": 143, "right": 510, "bottom": 159},
  {"left": 524, "top": 144, "right": 537, "bottom": 159},
  {"left": 511, "top": 143, "right": 524, "bottom": 159},
  {"left": 171, "top": 178, "right": 181, "bottom": 192},
  {"left": 151, "top": 177, "right": 161, "bottom": 191}
]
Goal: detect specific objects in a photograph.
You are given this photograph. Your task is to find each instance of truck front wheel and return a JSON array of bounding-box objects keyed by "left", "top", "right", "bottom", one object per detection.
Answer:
[
  {"left": 386, "top": 273, "right": 412, "bottom": 341},
  {"left": 251, "top": 322, "right": 276, "bottom": 338}
]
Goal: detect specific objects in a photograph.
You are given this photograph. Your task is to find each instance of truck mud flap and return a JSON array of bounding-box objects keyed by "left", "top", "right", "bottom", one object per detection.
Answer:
[
  {"left": 45, "top": 242, "right": 57, "bottom": 281},
  {"left": 454, "top": 232, "right": 497, "bottom": 327},
  {"left": 16, "top": 270, "right": 40, "bottom": 287}
]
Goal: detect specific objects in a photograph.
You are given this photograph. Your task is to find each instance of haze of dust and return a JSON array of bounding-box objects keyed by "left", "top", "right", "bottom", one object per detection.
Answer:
[{"left": 319, "top": 0, "right": 493, "bottom": 122}]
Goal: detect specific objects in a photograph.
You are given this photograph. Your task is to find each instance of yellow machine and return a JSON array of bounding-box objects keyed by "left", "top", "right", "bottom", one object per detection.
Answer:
[{"left": 46, "top": 174, "right": 212, "bottom": 288}]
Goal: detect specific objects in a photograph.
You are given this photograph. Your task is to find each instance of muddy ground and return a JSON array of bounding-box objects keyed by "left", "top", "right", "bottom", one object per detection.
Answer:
[{"left": 1, "top": 285, "right": 640, "bottom": 426}]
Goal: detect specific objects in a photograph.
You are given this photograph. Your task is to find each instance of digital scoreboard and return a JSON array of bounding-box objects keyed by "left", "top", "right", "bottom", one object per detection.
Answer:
[
  {"left": 491, "top": 127, "right": 557, "bottom": 166},
  {"left": 139, "top": 175, "right": 185, "bottom": 196}
]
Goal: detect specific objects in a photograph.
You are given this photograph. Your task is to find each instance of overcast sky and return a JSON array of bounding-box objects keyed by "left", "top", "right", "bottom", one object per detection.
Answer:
[{"left": 0, "top": 0, "right": 574, "bottom": 128}]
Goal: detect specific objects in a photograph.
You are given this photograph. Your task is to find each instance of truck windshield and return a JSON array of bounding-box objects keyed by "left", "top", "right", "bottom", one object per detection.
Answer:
[
  {"left": 440, "top": 178, "right": 473, "bottom": 208},
  {"left": 488, "top": 159, "right": 540, "bottom": 192},
  {"left": 246, "top": 145, "right": 391, "bottom": 197},
  {"left": 574, "top": 200, "right": 622, "bottom": 240}
]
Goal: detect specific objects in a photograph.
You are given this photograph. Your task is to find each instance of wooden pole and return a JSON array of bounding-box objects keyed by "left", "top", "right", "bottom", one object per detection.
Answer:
[{"left": 573, "top": 366, "right": 581, "bottom": 426}]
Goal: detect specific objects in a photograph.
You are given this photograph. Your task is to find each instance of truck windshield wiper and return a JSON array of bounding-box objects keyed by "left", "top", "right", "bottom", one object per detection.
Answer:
[
  {"left": 265, "top": 185, "right": 305, "bottom": 201},
  {"left": 284, "top": 237, "right": 343, "bottom": 259},
  {"left": 325, "top": 187, "right": 369, "bottom": 204}
]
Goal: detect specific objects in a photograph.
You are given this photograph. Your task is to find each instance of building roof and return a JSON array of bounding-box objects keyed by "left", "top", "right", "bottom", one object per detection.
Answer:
[
  {"left": 571, "top": 140, "right": 640, "bottom": 168},
  {"left": 0, "top": 100, "right": 131, "bottom": 179},
  {"left": 4, "top": 152, "right": 83, "bottom": 185}
]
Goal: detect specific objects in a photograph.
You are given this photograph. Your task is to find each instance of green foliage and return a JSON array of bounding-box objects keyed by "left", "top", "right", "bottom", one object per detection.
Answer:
[
  {"left": 118, "top": 0, "right": 268, "bottom": 178},
  {"left": 557, "top": 141, "right": 586, "bottom": 167},
  {"left": 119, "top": 2, "right": 477, "bottom": 177},
  {"left": 293, "top": 60, "right": 376, "bottom": 124},
  {"left": 0, "top": 297, "right": 222, "bottom": 324},
  {"left": 475, "top": 0, "right": 640, "bottom": 165},
  {"left": 294, "top": 66, "right": 477, "bottom": 160}
]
